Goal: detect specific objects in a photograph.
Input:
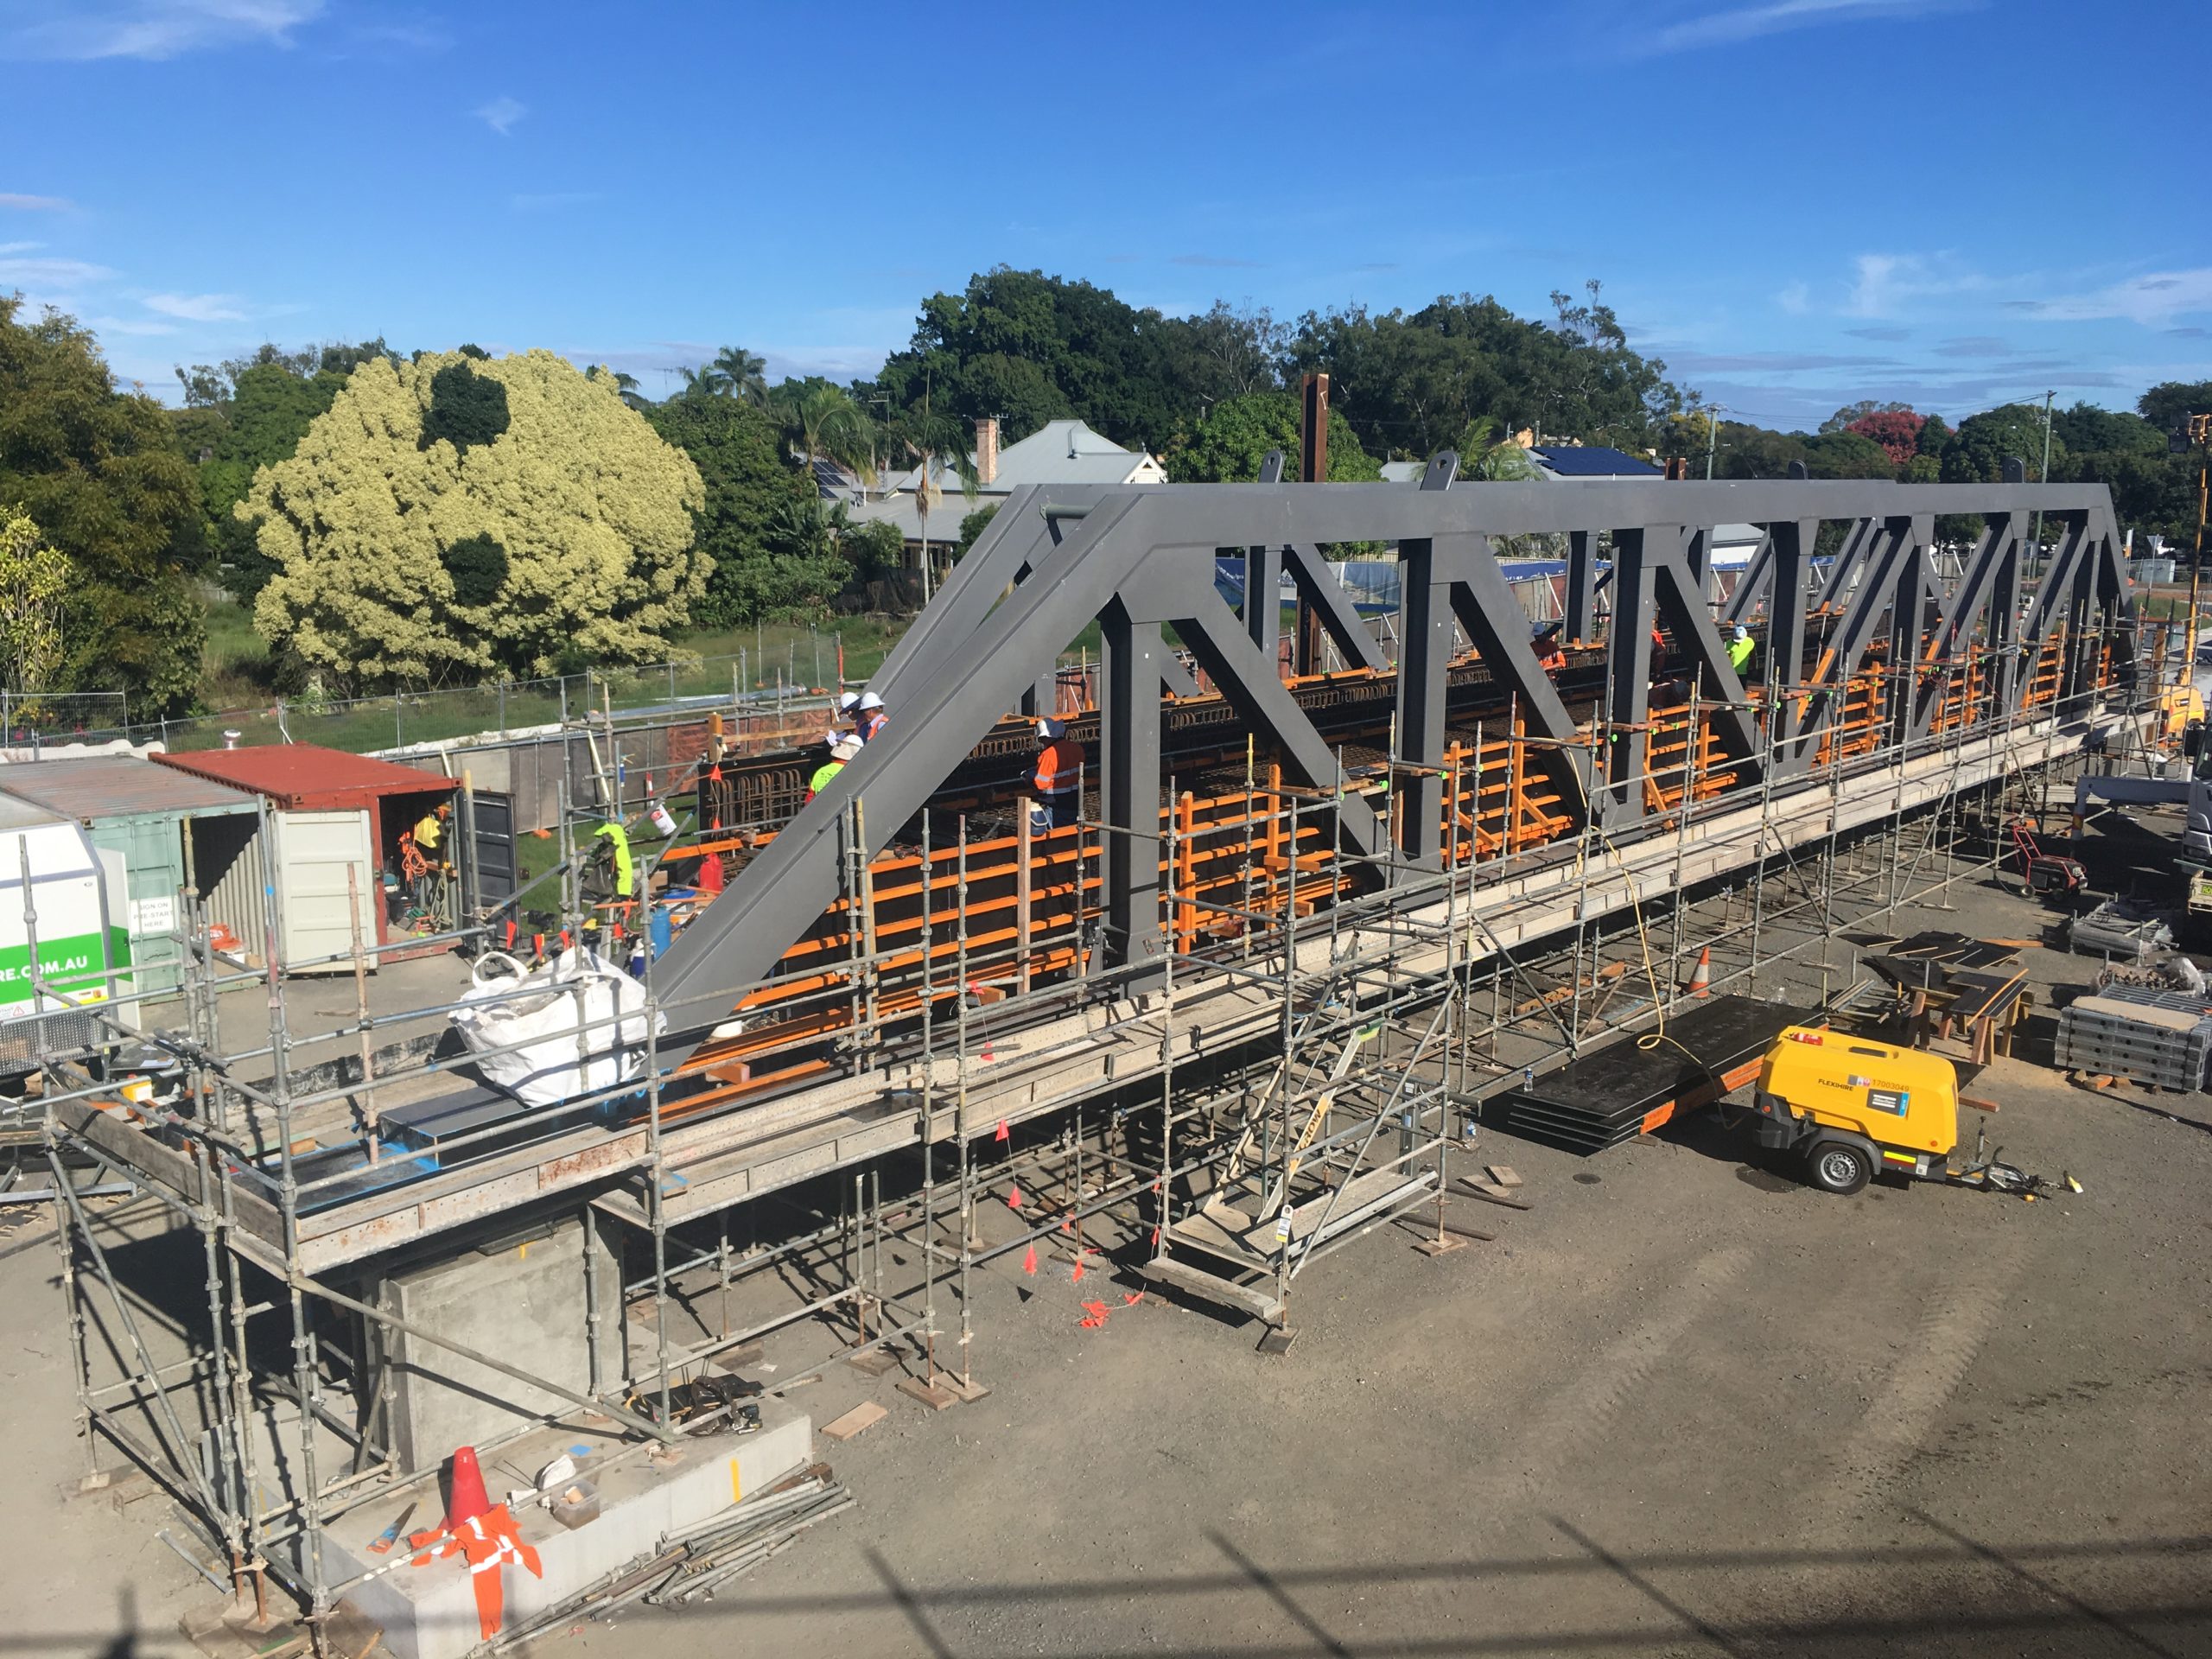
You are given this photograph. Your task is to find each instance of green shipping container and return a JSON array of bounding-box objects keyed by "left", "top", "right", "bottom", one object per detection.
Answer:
[{"left": 0, "top": 755, "right": 263, "bottom": 1001}]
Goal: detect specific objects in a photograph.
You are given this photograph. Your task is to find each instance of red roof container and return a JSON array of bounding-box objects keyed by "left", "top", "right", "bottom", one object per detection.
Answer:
[{"left": 153, "top": 744, "right": 455, "bottom": 810}]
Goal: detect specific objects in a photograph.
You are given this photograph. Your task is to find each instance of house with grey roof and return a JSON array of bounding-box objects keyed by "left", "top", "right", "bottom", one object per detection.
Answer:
[{"left": 842, "top": 417, "right": 1166, "bottom": 565}]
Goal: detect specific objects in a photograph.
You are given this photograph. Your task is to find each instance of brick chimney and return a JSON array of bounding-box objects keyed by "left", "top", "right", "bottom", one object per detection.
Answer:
[{"left": 975, "top": 416, "right": 999, "bottom": 486}]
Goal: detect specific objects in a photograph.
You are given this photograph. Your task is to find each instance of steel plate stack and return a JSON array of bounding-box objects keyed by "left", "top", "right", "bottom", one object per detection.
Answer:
[{"left": 2055, "top": 988, "right": 2212, "bottom": 1090}]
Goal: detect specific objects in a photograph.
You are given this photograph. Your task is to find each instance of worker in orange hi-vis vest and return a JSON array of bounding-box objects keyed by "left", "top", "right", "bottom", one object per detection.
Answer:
[
  {"left": 410, "top": 1504, "right": 543, "bottom": 1641},
  {"left": 1030, "top": 716, "right": 1080, "bottom": 833}
]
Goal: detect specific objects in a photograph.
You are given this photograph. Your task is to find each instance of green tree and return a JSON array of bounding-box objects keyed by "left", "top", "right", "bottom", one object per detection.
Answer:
[
  {"left": 772, "top": 380, "right": 876, "bottom": 486},
  {"left": 1940, "top": 404, "right": 2066, "bottom": 483},
  {"left": 874, "top": 268, "right": 1185, "bottom": 448},
  {"left": 1800, "top": 430, "right": 1899, "bottom": 480},
  {"left": 1164, "top": 391, "right": 1381, "bottom": 483},
  {"left": 0, "top": 505, "right": 70, "bottom": 696},
  {"left": 1819, "top": 398, "right": 1914, "bottom": 435},
  {"left": 247, "top": 351, "right": 706, "bottom": 686},
  {"left": 2051, "top": 402, "right": 2161, "bottom": 457},
  {"left": 0, "top": 297, "right": 205, "bottom": 714},
  {"left": 2139, "top": 381, "right": 2212, "bottom": 437},
  {"left": 644, "top": 393, "right": 829, "bottom": 624},
  {"left": 613, "top": 372, "right": 651, "bottom": 411},
  {"left": 711, "top": 346, "right": 768, "bottom": 406},
  {"left": 175, "top": 340, "right": 395, "bottom": 600},
  {"left": 1915, "top": 413, "right": 1951, "bottom": 456},
  {"left": 677, "top": 364, "right": 728, "bottom": 400},
  {"left": 844, "top": 518, "right": 906, "bottom": 584}
]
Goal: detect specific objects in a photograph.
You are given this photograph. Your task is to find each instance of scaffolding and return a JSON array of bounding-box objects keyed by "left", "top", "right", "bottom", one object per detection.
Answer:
[{"left": 11, "top": 478, "right": 2152, "bottom": 1656}]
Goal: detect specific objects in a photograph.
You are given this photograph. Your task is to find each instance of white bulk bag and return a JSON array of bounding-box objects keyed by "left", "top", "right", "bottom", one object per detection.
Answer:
[{"left": 451, "top": 949, "right": 664, "bottom": 1108}]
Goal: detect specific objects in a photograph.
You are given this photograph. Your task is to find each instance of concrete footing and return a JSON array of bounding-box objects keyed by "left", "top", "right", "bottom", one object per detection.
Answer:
[{"left": 334, "top": 1406, "right": 811, "bottom": 1659}]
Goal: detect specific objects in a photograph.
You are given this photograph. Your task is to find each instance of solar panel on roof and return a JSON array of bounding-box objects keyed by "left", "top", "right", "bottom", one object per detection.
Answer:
[{"left": 1531, "top": 446, "right": 1663, "bottom": 477}]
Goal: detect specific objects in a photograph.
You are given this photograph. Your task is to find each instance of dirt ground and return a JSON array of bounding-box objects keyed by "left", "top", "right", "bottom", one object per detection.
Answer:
[{"left": 6, "top": 839, "right": 2211, "bottom": 1658}]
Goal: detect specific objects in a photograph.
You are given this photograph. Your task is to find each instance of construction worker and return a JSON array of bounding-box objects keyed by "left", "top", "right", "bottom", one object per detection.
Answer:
[
  {"left": 590, "top": 819, "right": 636, "bottom": 906},
  {"left": 1532, "top": 623, "right": 1566, "bottom": 677},
  {"left": 1030, "top": 717, "right": 1080, "bottom": 832},
  {"left": 836, "top": 690, "right": 860, "bottom": 725},
  {"left": 855, "top": 690, "right": 887, "bottom": 744},
  {"left": 410, "top": 801, "right": 452, "bottom": 912},
  {"left": 807, "top": 734, "right": 861, "bottom": 803},
  {"left": 1728, "top": 624, "right": 1756, "bottom": 677}
]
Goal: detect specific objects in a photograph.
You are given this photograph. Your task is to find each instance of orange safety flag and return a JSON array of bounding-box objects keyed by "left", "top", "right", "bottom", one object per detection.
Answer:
[
  {"left": 503, "top": 919, "right": 517, "bottom": 950},
  {"left": 1022, "top": 1244, "right": 1037, "bottom": 1276},
  {"left": 1071, "top": 1256, "right": 1085, "bottom": 1285},
  {"left": 1078, "top": 1300, "right": 1109, "bottom": 1329},
  {"left": 410, "top": 1505, "right": 543, "bottom": 1642},
  {"left": 994, "top": 1119, "right": 1009, "bottom": 1143},
  {"left": 1123, "top": 1292, "right": 1145, "bottom": 1306},
  {"left": 1058, "top": 1215, "right": 1072, "bottom": 1235},
  {"left": 1006, "top": 1185, "right": 1023, "bottom": 1211}
]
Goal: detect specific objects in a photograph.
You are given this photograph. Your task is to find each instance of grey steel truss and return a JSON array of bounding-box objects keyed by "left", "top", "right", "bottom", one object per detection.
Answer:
[{"left": 650, "top": 474, "right": 2135, "bottom": 1058}]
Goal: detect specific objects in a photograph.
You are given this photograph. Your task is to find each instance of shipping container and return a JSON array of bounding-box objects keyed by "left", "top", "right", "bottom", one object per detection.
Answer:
[
  {"left": 0, "top": 755, "right": 263, "bottom": 999},
  {"left": 153, "top": 745, "right": 458, "bottom": 972}
]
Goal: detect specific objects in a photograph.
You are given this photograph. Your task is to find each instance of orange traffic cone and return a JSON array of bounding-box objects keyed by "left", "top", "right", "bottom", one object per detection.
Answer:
[
  {"left": 442, "top": 1445, "right": 491, "bottom": 1531},
  {"left": 1684, "top": 946, "right": 1711, "bottom": 997}
]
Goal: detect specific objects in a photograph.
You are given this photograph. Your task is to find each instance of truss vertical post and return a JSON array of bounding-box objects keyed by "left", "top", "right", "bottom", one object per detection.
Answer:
[
  {"left": 1396, "top": 533, "right": 1452, "bottom": 869},
  {"left": 1102, "top": 597, "right": 1167, "bottom": 982},
  {"left": 1606, "top": 528, "right": 1661, "bottom": 812},
  {"left": 1565, "top": 530, "right": 1599, "bottom": 642},
  {"left": 1766, "top": 518, "right": 1813, "bottom": 748}
]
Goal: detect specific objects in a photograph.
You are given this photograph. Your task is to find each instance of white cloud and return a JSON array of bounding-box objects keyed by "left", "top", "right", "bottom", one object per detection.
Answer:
[
  {"left": 1846, "top": 251, "right": 1988, "bottom": 318},
  {"left": 0, "top": 192, "right": 71, "bottom": 211},
  {"left": 476, "top": 96, "right": 526, "bottom": 137},
  {"left": 1776, "top": 281, "right": 1809, "bottom": 315},
  {"left": 1644, "top": 0, "right": 1975, "bottom": 53},
  {"left": 2016, "top": 268, "right": 2212, "bottom": 327},
  {"left": 0, "top": 253, "right": 114, "bottom": 285},
  {"left": 86, "top": 315, "right": 179, "bottom": 337},
  {"left": 2, "top": 1, "right": 324, "bottom": 62},
  {"left": 143, "top": 291, "right": 247, "bottom": 321}
]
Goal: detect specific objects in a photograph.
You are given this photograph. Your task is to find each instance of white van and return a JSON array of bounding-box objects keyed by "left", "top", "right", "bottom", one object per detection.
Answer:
[{"left": 0, "top": 795, "right": 133, "bottom": 1071}]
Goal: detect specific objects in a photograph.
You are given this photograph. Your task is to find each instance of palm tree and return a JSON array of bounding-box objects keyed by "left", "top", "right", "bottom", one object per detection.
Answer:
[
  {"left": 677, "top": 364, "right": 728, "bottom": 400},
  {"left": 712, "top": 346, "right": 768, "bottom": 407},
  {"left": 776, "top": 383, "right": 879, "bottom": 495},
  {"left": 612, "top": 372, "right": 651, "bottom": 411},
  {"left": 885, "top": 402, "right": 980, "bottom": 604}
]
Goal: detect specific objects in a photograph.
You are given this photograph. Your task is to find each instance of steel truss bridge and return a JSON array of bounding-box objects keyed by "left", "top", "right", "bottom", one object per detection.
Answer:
[{"left": 28, "top": 462, "right": 2149, "bottom": 1633}]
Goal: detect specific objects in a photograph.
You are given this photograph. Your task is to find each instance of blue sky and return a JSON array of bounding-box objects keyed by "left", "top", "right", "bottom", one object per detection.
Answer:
[{"left": 3, "top": 0, "right": 2207, "bottom": 434}]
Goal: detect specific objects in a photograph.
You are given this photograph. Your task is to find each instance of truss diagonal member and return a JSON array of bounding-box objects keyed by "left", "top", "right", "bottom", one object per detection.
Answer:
[
  {"left": 1910, "top": 511, "right": 2022, "bottom": 737},
  {"left": 1431, "top": 531, "right": 1607, "bottom": 832},
  {"left": 868, "top": 484, "right": 1070, "bottom": 700},
  {"left": 1609, "top": 525, "right": 1761, "bottom": 801},
  {"left": 651, "top": 491, "right": 1159, "bottom": 1053},
  {"left": 1777, "top": 516, "right": 1912, "bottom": 772},
  {"left": 1282, "top": 543, "right": 1389, "bottom": 673},
  {"left": 1154, "top": 564, "right": 1385, "bottom": 863},
  {"left": 1721, "top": 530, "right": 1776, "bottom": 626}
]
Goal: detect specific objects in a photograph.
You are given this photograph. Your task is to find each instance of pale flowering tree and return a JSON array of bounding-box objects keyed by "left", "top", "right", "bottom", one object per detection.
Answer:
[{"left": 246, "top": 350, "right": 708, "bottom": 689}]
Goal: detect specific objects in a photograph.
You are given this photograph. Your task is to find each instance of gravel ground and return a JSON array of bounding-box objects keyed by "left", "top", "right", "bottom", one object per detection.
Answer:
[{"left": 6, "top": 849, "right": 2209, "bottom": 1658}]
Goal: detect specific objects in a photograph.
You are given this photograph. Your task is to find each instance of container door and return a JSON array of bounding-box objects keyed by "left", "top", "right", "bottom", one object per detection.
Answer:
[
  {"left": 469, "top": 790, "right": 518, "bottom": 919},
  {"left": 97, "top": 817, "right": 184, "bottom": 1001},
  {"left": 276, "top": 809, "right": 374, "bottom": 974}
]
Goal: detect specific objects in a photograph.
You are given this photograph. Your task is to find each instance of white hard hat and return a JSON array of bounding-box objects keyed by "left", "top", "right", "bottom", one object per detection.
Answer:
[
  {"left": 1037, "top": 716, "right": 1065, "bottom": 739},
  {"left": 830, "top": 737, "right": 862, "bottom": 761},
  {"left": 837, "top": 691, "right": 859, "bottom": 712},
  {"left": 858, "top": 690, "right": 884, "bottom": 711},
  {"left": 1733, "top": 626, "right": 1749, "bottom": 641}
]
